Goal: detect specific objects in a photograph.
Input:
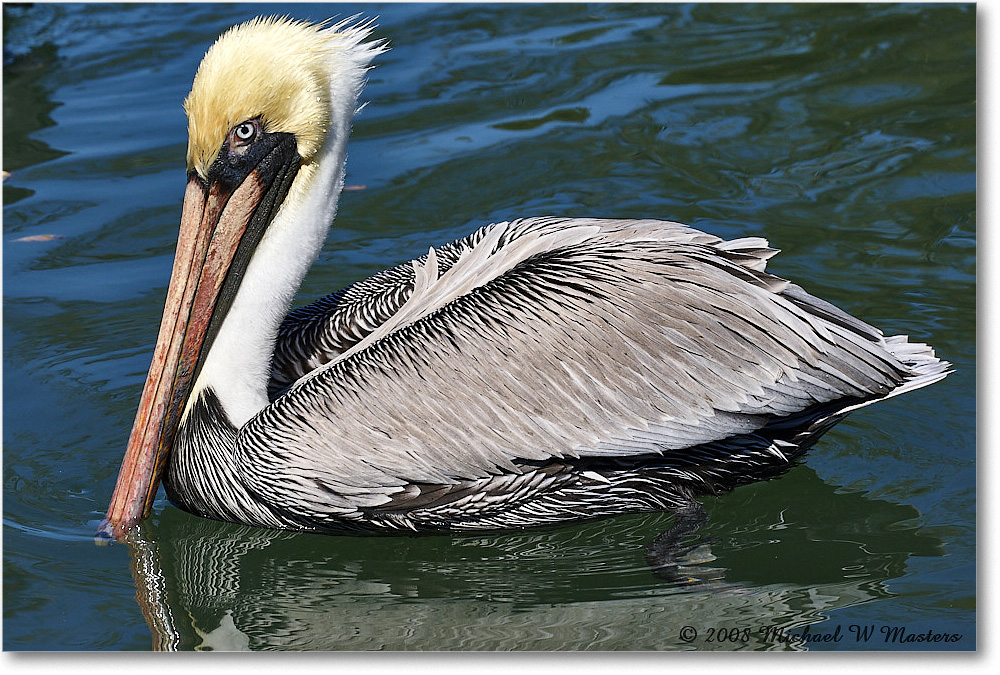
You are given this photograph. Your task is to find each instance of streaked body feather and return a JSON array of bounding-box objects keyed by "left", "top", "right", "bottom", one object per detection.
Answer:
[{"left": 164, "top": 216, "right": 949, "bottom": 532}]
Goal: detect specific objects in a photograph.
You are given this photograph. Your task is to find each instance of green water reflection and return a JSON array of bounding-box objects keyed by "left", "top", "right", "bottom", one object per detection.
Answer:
[{"left": 120, "top": 466, "right": 946, "bottom": 650}]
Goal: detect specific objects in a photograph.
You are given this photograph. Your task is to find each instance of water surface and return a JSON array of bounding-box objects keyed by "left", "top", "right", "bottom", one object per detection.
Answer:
[{"left": 2, "top": 2, "right": 975, "bottom": 651}]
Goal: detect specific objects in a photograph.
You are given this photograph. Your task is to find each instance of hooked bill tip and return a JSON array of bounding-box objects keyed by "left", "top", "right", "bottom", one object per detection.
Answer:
[{"left": 94, "top": 518, "right": 117, "bottom": 546}]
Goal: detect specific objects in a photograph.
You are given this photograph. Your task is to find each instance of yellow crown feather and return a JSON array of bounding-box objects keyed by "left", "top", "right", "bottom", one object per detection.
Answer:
[{"left": 183, "top": 16, "right": 380, "bottom": 179}]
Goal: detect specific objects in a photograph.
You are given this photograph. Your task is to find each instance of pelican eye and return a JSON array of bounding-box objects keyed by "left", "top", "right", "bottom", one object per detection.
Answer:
[{"left": 229, "top": 119, "right": 261, "bottom": 150}]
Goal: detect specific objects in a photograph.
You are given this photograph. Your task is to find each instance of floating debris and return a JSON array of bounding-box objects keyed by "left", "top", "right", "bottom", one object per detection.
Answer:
[{"left": 14, "top": 234, "right": 64, "bottom": 242}]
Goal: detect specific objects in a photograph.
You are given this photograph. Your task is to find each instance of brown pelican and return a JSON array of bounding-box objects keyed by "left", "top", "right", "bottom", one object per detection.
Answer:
[{"left": 101, "top": 17, "right": 950, "bottom": 540}]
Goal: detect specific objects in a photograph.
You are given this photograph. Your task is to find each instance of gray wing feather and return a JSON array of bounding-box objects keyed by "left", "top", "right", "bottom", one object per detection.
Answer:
[
  {"left": 268, "top": 224, "right": 547, "bottom": 397},
  {"left": 240, "top": 217, "right": 922, "bottom": 522}
]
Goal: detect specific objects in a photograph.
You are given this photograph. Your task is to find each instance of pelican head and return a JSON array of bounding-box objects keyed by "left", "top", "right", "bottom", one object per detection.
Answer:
[{"left": 102, "top": 17, "right": 384, "bottom": 538}]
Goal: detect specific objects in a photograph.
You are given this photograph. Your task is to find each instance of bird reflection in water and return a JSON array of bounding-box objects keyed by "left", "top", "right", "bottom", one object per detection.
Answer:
[{"left": 121, "top": 470, "right": 941, "bottom": 651}]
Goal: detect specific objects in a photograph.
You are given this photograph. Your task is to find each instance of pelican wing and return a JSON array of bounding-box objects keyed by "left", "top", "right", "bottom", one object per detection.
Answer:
[
  {"left": 269, "top": 228, "right": 510, "bottom": 398},
  {"left": 239, "top": 217, "right": 916, "bottom": 523}
]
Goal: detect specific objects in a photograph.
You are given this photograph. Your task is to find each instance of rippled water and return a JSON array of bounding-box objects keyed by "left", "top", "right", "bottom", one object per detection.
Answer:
[{"left": 3, "top": 3, "right": 975, "bottom": 651}]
